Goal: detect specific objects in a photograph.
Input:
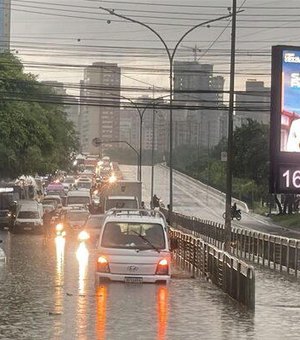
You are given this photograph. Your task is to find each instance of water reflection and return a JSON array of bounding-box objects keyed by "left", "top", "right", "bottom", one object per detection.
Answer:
[
  {"left": 54, "top": 236, "right": 65, "bottom": 314},
  {"left": 76, "top": 242, "right": 89, "bottom": 295},
  {"left": 157, "top": 285, "right": 169, "bottom": 340},
  {"left": 96, "top": 285, "right": 107, "bottom": 340},
  {"left": 76, "top": 242, "right": 89, "bottom": 338}
]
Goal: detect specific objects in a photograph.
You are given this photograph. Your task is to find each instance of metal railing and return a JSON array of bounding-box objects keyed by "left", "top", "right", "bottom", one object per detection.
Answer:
[
  {"left": 170, "top": 228, "right": 255, "bottom": 309},
  {"left": 231, "top": 228, "right": 300, "bottom": 276},
  {"left": 162, "top": 208, "right": 300, "bottom": 277}
]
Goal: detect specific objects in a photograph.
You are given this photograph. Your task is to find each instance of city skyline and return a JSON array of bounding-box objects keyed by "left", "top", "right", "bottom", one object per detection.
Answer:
[{"left": 9, "top": 0, "right": 300, "bottom": 98}]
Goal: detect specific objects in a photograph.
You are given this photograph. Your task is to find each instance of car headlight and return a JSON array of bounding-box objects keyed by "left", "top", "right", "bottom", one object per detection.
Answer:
[
  {"left": 56, "top": 223, "right": 64, "bottom": 232},
  {"left": 78, "top": 230, "right": 90, "bottom": 241},
  {"left": 108, "top": 175, "right": 117, "bottom": 183}
]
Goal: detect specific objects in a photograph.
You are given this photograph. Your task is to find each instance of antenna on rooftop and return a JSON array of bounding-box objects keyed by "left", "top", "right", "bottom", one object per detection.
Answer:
[{"left": 182, "top": 44, "right": 201, "bottom": 61}]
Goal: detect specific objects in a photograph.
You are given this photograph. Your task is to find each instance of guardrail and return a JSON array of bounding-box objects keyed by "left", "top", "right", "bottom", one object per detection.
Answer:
[
  {"left": 231, "top": 228, "right": 300, "bottom": 276},
  {"left": 163, "top": 208, "right": 300, "bottom": 278},
  {"left": 170, "top": 228, "right": 255, "bottom": 309}
]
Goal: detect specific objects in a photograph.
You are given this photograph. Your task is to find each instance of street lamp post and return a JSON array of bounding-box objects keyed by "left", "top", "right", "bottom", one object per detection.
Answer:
[
  {"left": 225, "top": 0, "right": 237, "bottom": 252},
  {"left": 151, "top": 104, "right": 156, "bottom": 205},
  {"left": 99, "top": 6, "right": 241, "bottom": 214},
  {"left": 111, "top": 93, "right": 170, "bottom": 183},
  {"left": 112, "top": 94, "right": 146, "bottom": 183}
]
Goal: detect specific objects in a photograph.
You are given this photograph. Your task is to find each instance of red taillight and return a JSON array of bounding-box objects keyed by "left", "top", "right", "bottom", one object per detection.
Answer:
[
  {"left": 97, "top": 256, "right": 110, "bottom": 273},
  {"left": 156, "top": 259, "right": 169, "bottom": 275}
]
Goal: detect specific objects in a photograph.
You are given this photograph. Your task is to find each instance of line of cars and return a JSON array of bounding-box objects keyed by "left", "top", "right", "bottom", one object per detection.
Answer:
[
  {"left": 3, "top": 166, "right": 179, "bottom": 285},
  {"left": 48, "top": 172, "right": 177, "bottom": 284}
]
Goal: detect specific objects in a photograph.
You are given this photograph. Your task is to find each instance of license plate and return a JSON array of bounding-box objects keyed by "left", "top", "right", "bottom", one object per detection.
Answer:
[
  {"left": 24, "top": 227, "right": 32, "bottom": 231},
  {"left": 124, "top": 277, "right": 143, "bottom": 283}
]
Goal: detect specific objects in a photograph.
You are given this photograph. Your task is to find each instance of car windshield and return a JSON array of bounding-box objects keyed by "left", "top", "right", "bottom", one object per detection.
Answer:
[
  {"left": 64, "top": 178, "right": 75, "bottom": 184},
  {"left": 0, "top": 193, "right": 13, "bottom": 209},
  {"left": 106, "top": 199, "right": 138, "bottom": 210},
  {"left": 67, "top": 211, "right": 89, "bottom": 221},
  {"left": 67, "top": 196, "right": 90, "bottom": 205},
  {"left": 47, "top": 191, "right": 65, "bottom": 197},
  {"left": 44, "top": 198, "right": 60, "bottom": 204},
  {"left": 77, "top": 182, "right": 91, "bottom": 189},
  {"left": 18, "top": 211, "right": 39, "bottom": 219},
  {"left": 101, "top": 222, "right": 165, "bottom": 250}
]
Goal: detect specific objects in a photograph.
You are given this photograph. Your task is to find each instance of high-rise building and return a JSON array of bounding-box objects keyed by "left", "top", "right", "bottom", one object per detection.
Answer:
[
  {"left": 0, "top": 0, "right": 11, "bottom": 51},
  {"left": 173, "top": 61, "right": 226, "bottom": 148},
  {"left": 235, "top": 79, "right": 270, "bottom": 127},
  {"left": 79, "top": 62, "right": 121, "bottom": 154},
  {"left": 174, "top": 61, "right": 215, "bottom": 113}
]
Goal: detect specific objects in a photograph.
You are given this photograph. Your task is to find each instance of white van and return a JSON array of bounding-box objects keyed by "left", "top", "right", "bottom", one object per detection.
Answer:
[
  {"left": 10, "top": 200, "right": 44, "bottom": 234},
  {"left": 66, "top": 190, "right": 91, "bottom": 208},
  {"left": 95, "top": 209, "right": 171, "bottom": 284}
]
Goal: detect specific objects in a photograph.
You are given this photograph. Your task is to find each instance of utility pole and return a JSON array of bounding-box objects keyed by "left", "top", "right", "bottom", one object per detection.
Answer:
[
  {"left": 151, "top": 86, "right": 156, "bottom": 206},
  {"left": 224, "top": 0, "right": 237, "bottom": 252},
  {"left": 99, "top": 5, "right": 240, "bottom": 215}
]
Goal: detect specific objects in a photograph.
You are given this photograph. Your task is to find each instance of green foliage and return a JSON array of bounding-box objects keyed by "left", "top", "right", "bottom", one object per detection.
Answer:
[
  {"left": 271, "top": 213, "right": 300, "bottom": 230},
  {"left": 0, "top": 52, "right": 79, "bottom": 178},
  {"left": 173, "top": 119, "right": 270, "bottom": 208},
  {"left": 232, "top": 119, "right": 269, "bottom": 186}
]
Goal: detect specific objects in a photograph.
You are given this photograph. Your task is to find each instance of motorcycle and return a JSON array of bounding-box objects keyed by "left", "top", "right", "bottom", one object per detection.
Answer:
[{"left": 222, "top": 209, "right": 242, "bottom": 221}]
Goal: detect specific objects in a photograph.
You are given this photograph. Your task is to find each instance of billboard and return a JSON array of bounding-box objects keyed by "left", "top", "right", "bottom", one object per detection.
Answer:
[{"left": 270, "top": 46, "right": 300, "bottom": 193}]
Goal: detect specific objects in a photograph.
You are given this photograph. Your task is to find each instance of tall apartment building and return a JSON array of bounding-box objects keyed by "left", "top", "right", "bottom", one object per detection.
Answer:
[
  {"left": 173, "top": 61, "right": 226, "bottom": 148},
  {"left": 79, "top": 62, "right": 121, "bottom": 154},
  {"left": 0, "top": 0, "right": 10, "bottom": 51},
  {"left": 235, "top": 79, "right": 270, "bottom": 127},
  {"left": 174, "top": 61, "right": 214, "bottom": 106}
]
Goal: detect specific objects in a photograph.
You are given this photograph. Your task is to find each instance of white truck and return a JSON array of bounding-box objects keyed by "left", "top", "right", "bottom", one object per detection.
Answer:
[{"left": 99, "top": 181, "right": 142, "bottom": 213}]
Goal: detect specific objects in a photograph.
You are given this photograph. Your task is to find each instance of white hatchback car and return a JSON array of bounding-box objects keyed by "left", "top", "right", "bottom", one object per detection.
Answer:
[{"left": 95, "top": 209, "right": 171, "bottom": 284}]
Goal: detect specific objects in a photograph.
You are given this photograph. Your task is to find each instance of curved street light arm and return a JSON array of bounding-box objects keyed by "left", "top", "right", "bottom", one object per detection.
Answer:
[
  {"left": 98, "top": 5, "right": 243, "bottom": 213},
  {"left": 98, "top": 140, "right": 139, "bottom": 157},
  {"left": 171, "top": 10, "right": 244, "bottom": 60},
  {"left": 99, "top": 6, "right": 243, "bottom": 62},
  {"left": 99, "top": 6, "right": 172, "bottom": 61}
]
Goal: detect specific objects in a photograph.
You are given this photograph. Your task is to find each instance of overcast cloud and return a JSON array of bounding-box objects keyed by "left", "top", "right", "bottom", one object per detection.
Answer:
[{"left": 10, "top": 0, "right": 300, "bottom": 95}]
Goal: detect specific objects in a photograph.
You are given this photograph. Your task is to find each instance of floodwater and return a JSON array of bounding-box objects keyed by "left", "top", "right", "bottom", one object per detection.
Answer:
[
  {"left": 1, "top": 164, "right": 300, "bottom": 339},
  {"left": 1, "top": 231, "right": 300, "bottom": 339}
]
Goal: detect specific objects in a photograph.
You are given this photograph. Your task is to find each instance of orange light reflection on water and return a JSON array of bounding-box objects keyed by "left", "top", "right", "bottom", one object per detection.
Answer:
[
  {"left": 76, "top": 242, "right": 89, "bottom": 338},
  {"left": 96, "top": 285, "right": 107, "bottom": 340},
  {"left": 157, "top": 285, "right": 169, "bottom": 340}
]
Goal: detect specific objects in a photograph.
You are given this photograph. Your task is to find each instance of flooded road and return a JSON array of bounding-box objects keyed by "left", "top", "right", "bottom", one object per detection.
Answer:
[
  {"left": 1, "top": 164, "right": 300, "bottom": 339},
  {"left": 1, "top": 231, "right": 300, "bottom": 339}
]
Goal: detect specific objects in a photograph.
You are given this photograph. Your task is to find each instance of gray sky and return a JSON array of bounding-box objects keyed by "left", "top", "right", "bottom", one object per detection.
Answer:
[{"left": 10, "top": 0, "right": 300, "bottom": 96}]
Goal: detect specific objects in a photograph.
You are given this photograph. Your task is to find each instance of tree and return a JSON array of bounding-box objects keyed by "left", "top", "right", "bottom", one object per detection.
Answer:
[
  {"left": 232, "top": 119, "right": 269, "bottom": 186},
  {"left": 0, "top": 52, "right": 79, "bottom": 178}
]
